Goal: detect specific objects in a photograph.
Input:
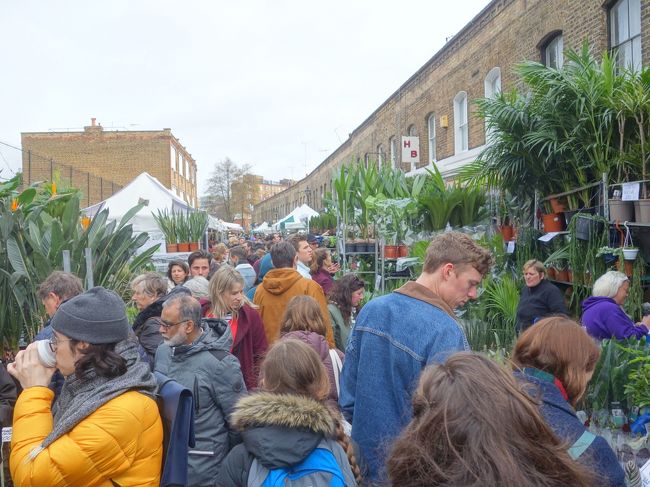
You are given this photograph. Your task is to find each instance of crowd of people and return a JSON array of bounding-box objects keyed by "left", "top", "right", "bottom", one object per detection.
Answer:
[{"left": 1, "top": 230, "right": 642, "bottom": 486}]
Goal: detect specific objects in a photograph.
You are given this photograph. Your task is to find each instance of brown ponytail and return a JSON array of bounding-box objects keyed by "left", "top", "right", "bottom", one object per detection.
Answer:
[{"left": 328, "top": 406, "right": 362, "bottom": 486}]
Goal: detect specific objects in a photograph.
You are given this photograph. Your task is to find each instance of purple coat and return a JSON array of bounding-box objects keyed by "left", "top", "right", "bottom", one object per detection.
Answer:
[
  {"left": 581, "top": 296, "right": 648, "bottom": 340},
  {"left": 282, "top": 330, "right": 344, "bottom": 406},
  {"left": 311, "top": 268, "right": 334, "bottom": 296}
]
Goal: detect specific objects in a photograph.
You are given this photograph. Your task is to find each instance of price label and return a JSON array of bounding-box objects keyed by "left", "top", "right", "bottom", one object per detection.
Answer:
[
  {"left": 506, "top": 241, "right": 515, "bottom": 254},
  {"left": 374, "top": 274, "right": 382, "bottom": 290},
  {"left": 1, "top": 427, "right": 11, "bottom": 443},
  {"left": 538, "top": 232, "right": 560, "bottom": 242},
  {"left": 622, "top": 182, "right": 640, "bottom": 201}
]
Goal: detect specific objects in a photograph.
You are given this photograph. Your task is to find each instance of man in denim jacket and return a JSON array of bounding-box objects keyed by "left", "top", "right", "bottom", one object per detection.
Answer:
[{"left": 339, "top": 232, "right": 493, "bottom": 482}]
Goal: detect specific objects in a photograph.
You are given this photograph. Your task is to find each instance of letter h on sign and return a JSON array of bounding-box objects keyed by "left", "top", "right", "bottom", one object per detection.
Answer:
[{"left": 401, "top": 136, "right": 420, "bottom": 169}]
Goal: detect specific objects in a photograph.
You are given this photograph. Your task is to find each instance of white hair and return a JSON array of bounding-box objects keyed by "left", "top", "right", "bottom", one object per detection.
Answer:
[{"left": 591, "top": 271, "right": 628, "bottom": 298}]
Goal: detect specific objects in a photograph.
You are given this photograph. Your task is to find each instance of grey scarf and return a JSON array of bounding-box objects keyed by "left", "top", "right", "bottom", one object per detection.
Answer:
[{"left": 37, "top": 337, "right": 158, "bottom": 453}]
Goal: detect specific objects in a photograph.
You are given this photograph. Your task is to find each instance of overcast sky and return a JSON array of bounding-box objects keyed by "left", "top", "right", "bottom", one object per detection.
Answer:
[{"left": 0, "top": 0, "right": 491, "bottom": 193}]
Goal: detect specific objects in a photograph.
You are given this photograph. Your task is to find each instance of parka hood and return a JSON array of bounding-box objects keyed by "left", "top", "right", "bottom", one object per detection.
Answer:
[
  {"left": 261, "top": 268, "right": 304, "bottom": 295},
  {"left": 170, "top": 318, "right": 232, "bottom": 359},
  {"left": 231, "top": 392, "right": 336, "bottom": 469},
  {"left": 232, "top": 392, "right": 334, "bottom": 435},
  {"left": 582, "top": 296, "right": 616, "bottom": 312}
]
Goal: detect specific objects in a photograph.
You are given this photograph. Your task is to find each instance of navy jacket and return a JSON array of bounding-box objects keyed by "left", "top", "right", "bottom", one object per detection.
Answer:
[
  {"left": 516, "top": 369, "right": 625, "bottom": 487},
  {"left": 154, "top": 372, "right": 196, "bottom": 487}
]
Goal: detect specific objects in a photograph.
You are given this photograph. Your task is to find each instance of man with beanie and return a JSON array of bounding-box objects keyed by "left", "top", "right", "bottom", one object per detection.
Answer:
[
  {"left": 8, "top": 286, "right": 163, "bottom": 486},
  {"left": 155, "top": 294, "right": 246, "bottom": 487}
]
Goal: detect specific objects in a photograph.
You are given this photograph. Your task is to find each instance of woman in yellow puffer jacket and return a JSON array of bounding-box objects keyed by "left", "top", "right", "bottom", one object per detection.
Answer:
[{"left": 8, "top": 287, "right": 163, "bottom": 487}]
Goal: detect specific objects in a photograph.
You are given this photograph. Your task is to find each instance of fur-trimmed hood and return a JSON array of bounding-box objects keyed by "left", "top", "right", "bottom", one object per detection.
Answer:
[
  {"left": 231, "top": 393, "right": 336, "bottom": 469},
  {"left": 232, "top": 392, "right": 335, "bottom": 435}
]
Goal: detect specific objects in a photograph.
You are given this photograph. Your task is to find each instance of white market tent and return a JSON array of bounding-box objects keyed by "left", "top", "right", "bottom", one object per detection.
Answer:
[
  {"left": 272, "top": 204, "right": 319, "bottom": 230},
  {"left": 207, "top": 215, "right": 243, "bottom": 233},
  {"left": 84, "top": 172, "right": 192, "bottom": 236},
  {"left": 252, "top": 221, "right": 272, "bottom": 234}
]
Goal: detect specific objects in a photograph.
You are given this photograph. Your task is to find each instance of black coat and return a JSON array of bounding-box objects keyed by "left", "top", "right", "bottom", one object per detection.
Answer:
[
  {"left": 0, "top": 364, "right": 17, "bottom": 427},
  {"left": 516, "top": 278, "right": 568, "bottom": 332}
]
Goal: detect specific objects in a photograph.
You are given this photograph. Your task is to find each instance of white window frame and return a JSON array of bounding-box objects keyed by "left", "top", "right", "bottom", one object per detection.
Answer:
[
  {"left": 484, "top": 67, "right": 502, "bottom": 141},
  {"left": 610, "top": 0, "right": 642, "bottom": 72},
  {"left": 377, "top": 144, "right": 385, "bottom": 166},
  {"left": 427, "top": 114, "right": 436, "bottom": 164},
  {"left": 453, "top": 91, "right": 469, "bottom": 154},
  {"left": 389, "top": 136, "right": 397, "bottom": 168},
  {"left": 544, "top": 34, "right": 564, "bottom": 69}
]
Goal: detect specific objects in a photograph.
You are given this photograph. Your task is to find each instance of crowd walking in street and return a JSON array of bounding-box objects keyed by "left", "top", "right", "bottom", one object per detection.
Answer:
[{"left": 2, "top": 231, "right": 633, "bottom": 486}]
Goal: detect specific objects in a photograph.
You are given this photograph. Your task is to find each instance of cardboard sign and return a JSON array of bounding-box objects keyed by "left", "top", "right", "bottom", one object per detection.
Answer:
[{"left": 622, "top": 182, "right": 640, "bottom": 201}]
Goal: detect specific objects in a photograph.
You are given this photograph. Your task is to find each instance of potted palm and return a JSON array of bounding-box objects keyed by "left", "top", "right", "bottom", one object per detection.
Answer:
[
  {"left": 153, "top": 209, "right": 178, "bottom": 253},
  {"left": 188, "top": 211, "right": 208, "bottom": 251},
  {"left": 175, "top": 212, "right": 191, "bottom": 252}
]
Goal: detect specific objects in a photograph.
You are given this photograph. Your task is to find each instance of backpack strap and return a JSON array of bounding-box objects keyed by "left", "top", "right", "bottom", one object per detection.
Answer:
[{"left": 568, "top": 430, "right": 596, "bottom": 460}]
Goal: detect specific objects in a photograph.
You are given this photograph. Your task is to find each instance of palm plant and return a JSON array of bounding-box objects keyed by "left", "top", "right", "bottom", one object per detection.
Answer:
[{"left": 0, "top": 175, "right": 157, "bottom": 350}]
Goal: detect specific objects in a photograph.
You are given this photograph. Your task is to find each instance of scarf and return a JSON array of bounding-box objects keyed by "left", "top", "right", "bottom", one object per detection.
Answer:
[{"left": 37, "top": 338, "right": 158, "bottom": 453}]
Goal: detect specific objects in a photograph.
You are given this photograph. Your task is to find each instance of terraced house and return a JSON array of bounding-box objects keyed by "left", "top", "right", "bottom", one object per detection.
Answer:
[{"left": 254, "top": 0, "right": 648, "bottom": 224}]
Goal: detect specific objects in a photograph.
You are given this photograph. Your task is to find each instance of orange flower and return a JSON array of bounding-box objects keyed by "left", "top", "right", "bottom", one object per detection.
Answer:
[
  {"left": 81, "top": 216, "right": 91, "bottom": 230},
  {"left": 51, "top": 182, "right": 57, "bottom": 196},
  {"left": 10, "top": 199, "right": 18, "bottom": 212}
]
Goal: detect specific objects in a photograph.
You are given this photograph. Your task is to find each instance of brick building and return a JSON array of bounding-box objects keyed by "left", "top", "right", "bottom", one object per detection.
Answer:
[
  {"left": 22, "top": 119, "right": 198, "bottom": 207},
  {"left": 254, "top": 0, "right": 649, "bottom": 224},
  {"left": 232, "top": 175, "right": 294, "bottom": 230}
]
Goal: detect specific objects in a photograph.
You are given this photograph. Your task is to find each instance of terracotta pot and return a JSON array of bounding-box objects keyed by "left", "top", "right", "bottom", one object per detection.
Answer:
[
  {"left": 189, "top": 242, "right": 200, "bottom": 251},
  {"left": 546, "top": 267, "right": 557, "bottom": 280},
  {"left": 166, "top": 243, "right": 179, "bottom": 253},
  {"left": 177, "top": 242, "right": 190, "bottom": 252},
  {"left": 500, "top": 225, "right": 514, "bottom": 242},
  {"left": 556, "top": 269, "right": 569, "bottom": 282},
  {"left": 384, "top": 245, "right": 399, "bottom": 259},
  {"left": 549, "top": 197, "right": 567, "bottom": 213},
  {"left": 398, "top": 244, "right": 409, "bottom": 257},
  {"left": 542, "top": 213, "right": 564, "bottom": 232}
]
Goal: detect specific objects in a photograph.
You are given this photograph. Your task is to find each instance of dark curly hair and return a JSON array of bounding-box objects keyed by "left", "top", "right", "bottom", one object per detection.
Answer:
[
  {"left": 328, "top": 274, "right": 365, "bottom": 323},
  {"left": 69, "top": 340, "right": 127, "bottom": 379}
]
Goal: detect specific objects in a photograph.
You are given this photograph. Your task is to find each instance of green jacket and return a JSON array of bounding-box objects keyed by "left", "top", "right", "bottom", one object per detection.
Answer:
[{"left": 328, "top": 303, "right": 350, "bottom": 351}]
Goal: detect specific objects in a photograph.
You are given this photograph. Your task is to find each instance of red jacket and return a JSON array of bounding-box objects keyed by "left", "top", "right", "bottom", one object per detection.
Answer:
[{"left": 231, "top": 305, "right": 268, "bottom": 391}]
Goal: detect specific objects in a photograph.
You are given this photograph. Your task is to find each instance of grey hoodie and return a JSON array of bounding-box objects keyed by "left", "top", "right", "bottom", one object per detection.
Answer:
[{"left": 154, "top": 321, "right": 247, "bottom": 487}]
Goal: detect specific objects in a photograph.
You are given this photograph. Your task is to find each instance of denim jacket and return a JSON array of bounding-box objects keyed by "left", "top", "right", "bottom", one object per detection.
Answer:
[{"left": 339, "top": 281, "right": 469, "bottom": 482}]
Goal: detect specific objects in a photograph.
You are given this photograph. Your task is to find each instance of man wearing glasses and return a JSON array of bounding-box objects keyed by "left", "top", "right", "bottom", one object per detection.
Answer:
[{"left": 154, "top": 294, "right": 246, "bottom": 487}]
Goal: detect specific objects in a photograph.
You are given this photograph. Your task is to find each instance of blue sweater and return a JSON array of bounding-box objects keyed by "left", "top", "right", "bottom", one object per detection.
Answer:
[
  {"left": 339, "top": 282, "right": 469, "bottom": 482},
  {"left": 516, "top": 370, "right": 625, "bottom": 487}
]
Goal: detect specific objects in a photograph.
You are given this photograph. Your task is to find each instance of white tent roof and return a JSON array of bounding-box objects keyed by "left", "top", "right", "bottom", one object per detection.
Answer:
[
  {"left": 252, "top": 221, "right": 272, "bottom": 233},
  {"left": 84, "top": 172, "right": 192, "bottom": 235},
  {"left": 272, "top": 204, "right": 319, "bottom": 229},
  {"left": 207, "top": 215, "right": 243, "bottom": 232}
]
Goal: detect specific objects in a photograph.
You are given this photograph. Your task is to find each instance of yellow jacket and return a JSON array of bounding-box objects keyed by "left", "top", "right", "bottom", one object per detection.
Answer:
[{"left": 11, "top": 386, "right": 163, "bottom": 487}]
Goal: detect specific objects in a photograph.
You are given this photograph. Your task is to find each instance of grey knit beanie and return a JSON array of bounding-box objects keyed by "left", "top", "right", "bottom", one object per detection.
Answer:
[{"left": 50, "top": 286, "right": 129, "bottom": 344}]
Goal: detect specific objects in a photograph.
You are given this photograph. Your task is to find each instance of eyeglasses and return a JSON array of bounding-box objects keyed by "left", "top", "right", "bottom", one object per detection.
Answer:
[
  {"left": 159, "top": 319, "right": 190, "bottom": 330},
  {"left": 48, "top": 335, "right": 72, "bottom": 353}
]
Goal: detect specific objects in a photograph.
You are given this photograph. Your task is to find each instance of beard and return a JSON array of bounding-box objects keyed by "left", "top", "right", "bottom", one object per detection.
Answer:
[{"left": 163, "top": 330, "right": 188, "bottom": 347}]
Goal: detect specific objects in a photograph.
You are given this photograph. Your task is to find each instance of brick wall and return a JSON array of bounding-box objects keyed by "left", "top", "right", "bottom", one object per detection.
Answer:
[
  {"left": 21, "top": 124, "right": 198, "bottom": 207},
  {"left": 255, "top": 0, "right": 647, "bottom": 224}
]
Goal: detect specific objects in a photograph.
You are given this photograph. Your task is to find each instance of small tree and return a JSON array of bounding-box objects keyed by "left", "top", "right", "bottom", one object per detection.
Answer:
[{"left": 202, "top": 157, "right": 251, "bottom": 222}]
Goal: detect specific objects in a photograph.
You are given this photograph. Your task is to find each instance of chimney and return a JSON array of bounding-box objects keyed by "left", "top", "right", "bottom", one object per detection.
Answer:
[{"left": 91, "top": 118, "right": 96, "bottom": 126}]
